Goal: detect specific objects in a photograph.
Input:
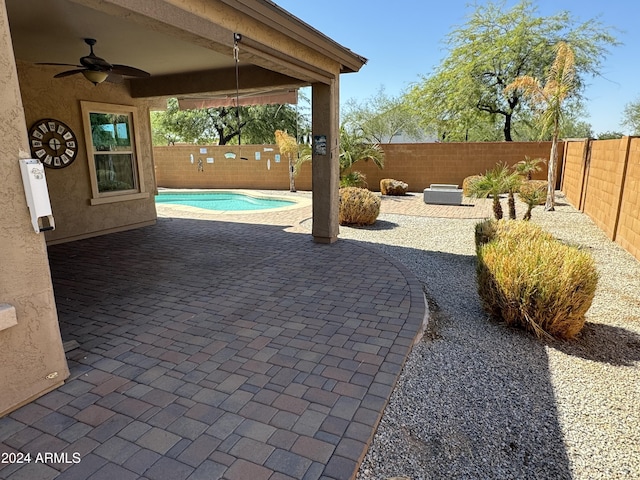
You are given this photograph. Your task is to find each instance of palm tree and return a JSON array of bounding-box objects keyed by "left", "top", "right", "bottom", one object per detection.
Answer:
[
  {"left": 519, "top": 186, "right": 546, "bottom": 221},
  {"left": 468, "top": 163, "right": 512, "bottom": 220},
  {"left": 275, "top": 130, "right": 299, "bottom": 192},
  {"left": 339, "top": 126, "right": 385, "bottom": 187},
  {"left": 514, "top": 156, "right": 546, "bottom": 181},
  {"left": 505, "top": 41, "right": 576, "bottom": 211},
  {"left": 503, "top": 171, "right": 523, "bottom": 220}
]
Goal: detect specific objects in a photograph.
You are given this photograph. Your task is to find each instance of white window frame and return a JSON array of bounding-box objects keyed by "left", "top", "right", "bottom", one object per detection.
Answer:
[{"left": 81, "top": 101, "right": 148, "bottom": 205}]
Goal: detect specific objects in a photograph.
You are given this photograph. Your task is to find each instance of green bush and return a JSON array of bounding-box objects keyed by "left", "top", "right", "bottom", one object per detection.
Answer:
[
  {"left": 339, "top": 187, "right": 380, "bottom": 226},
  {"left": 476, "top": 220, "right": 598, "bottom": 339},
  {"left": 340, "top": 171, "right": 367, "bottom": 188}
]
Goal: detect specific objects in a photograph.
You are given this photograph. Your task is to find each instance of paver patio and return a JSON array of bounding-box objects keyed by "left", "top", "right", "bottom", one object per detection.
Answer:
[{"left": 0, "top": 202, "right": 427, "bottom": 480}]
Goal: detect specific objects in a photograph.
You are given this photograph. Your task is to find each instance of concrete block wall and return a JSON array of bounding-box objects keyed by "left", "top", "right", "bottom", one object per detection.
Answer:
[
  {"left": 616, "top": 138, "right": 640, "bottom": 260},
  {"left": 581, "top": 139, "right": 629, "bottom": 238},
  {"left": 562, "top": 136, "right": 640, "bottom": 262},
  {"left": 153, "top": 144, "right": 313, "bottom": 190},
  {"left": 154, "top": 141, "right": 557, "bottom": 194},
  {"left": 346, "top": 142, "right": 555, "bottom": 192},
  {"left": 560, "top": 139, "right": 588, "bottom": 209}
]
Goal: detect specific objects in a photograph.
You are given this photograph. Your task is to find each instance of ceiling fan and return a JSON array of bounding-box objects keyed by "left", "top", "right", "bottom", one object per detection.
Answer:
[{"left": 39, "top": 38, "right": 150, "bottom": 85}]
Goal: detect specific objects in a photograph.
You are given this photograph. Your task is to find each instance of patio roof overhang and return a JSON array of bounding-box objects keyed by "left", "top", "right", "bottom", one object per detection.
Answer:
[{"left": 7, "top": 0, "right": 367, "bottom": 100}]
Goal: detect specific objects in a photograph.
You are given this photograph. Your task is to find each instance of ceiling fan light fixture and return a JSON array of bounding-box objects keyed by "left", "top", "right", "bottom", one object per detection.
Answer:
[{"left": 82, "top": 70, "right": 108, "bottom": 85}]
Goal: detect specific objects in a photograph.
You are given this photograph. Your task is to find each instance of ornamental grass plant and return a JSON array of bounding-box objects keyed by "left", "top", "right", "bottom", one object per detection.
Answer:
[
  {"left": 518, "top": 180, "right": 548, "bottom": 204},
  {"left": 338, "top": 187, "right": 380, "bottom": 226},
  {"left": 475, "top": 219, "right": 598, "bottom": 339},
  {"left": 474, "top": 217, "right": 554, "bottom": 248}
]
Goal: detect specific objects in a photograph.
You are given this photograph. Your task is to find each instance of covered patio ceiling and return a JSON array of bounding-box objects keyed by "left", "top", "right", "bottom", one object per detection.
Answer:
[{"left": 7, "top": 0, "right": 366, "bottom": 103}]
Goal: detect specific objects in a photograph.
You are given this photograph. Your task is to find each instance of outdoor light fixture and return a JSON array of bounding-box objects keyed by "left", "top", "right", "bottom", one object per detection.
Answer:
[{"left": 82, "top": 70, "right": 109, "bottom": 85}]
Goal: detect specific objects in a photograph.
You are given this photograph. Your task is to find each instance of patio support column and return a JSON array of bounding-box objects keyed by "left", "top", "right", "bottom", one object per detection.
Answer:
[
  {"left": 0, "top": 0, "right": 69, "bottom": 416},
  {"left": 311, "top": 78, "right": 340, "bottom": 244}
]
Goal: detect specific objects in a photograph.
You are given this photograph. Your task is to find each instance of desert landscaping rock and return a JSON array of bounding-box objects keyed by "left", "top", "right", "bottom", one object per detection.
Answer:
[
  {"left": 341, "top": 193, "right": 640, "bottom": 480},
  {"left": 380, "top": 179, "right": 409, "bottom": 196}
]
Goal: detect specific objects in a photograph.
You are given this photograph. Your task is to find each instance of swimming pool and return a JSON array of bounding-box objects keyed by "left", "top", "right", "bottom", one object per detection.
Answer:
[{"left": 155, "top": 191, "right": 296, "bottom": 211}]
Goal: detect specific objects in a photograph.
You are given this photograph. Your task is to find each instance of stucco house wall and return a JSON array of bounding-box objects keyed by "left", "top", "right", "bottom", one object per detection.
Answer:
[
  {"left": 0, "top": 43, "right": 160, "bottom": 417},
  {"left": 17, "top": 61, "right": 158, "bottom": 245},
  {"left": 0, "top": 6, "right": 68, "bottom": 417}
]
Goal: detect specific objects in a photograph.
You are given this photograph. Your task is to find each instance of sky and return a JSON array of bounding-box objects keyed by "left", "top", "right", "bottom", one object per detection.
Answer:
[{"left": 274, "top": 0, "right": 640, "bottom": 136}]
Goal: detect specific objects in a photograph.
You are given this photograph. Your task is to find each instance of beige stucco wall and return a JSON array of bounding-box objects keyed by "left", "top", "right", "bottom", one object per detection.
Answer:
[
  {"left": 17, "top": 61, "right": 158, "bottom": 244},
  {"left": 0, "top": 2, "right": 69, "bottom": 416}
]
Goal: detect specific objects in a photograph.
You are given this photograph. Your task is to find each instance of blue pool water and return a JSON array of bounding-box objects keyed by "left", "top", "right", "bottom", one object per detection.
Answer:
[{"left": 155, "top": 192, "right": 295, "bottom": 211}]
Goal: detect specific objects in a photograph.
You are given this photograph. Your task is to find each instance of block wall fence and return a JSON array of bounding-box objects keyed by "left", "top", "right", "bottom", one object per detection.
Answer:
[
  {"left": 561, "top": 136, "right": 640, "bottom": 261},
  {"left": 153, "top": 141, "right": 558, "bottom": 192}
]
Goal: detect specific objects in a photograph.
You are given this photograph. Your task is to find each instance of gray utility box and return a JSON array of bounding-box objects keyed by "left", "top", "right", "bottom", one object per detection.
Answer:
[{"left": 423, "top": 184, "right": 463, "bottom": 205}]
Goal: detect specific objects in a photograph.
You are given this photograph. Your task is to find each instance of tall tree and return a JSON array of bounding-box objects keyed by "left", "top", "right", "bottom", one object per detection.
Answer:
[
  {"left": 151, "top": 98, "right": 217, "bottom": 145},
  {"left": 150, "top": 97, "right": 308, "bottom": 146},
  {"left": 342, "top": 87, "right": 423, "bottom": 143},
  {"left": 506, "top": 41, "right": 577, "bottom": 211},
  {"left": 407, "top": 0, "right": 617, "bottom": 141},
  {"left": 243, "top": 102, "right": 308, "bottom": 145},
  {"left": 596, "top": 131, "right": 624, "bottom": 140},
  {"left": 622, "top": 98, "right": 640, "bottom": 135}
]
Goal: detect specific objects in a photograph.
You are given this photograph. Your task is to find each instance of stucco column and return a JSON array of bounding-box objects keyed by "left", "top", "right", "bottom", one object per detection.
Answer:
[
  {"left": 0, "top": 0, "right": 69, "bottom": 416},
  {"left": 311, "top": 78, "right": 340, "bottom": 243}
]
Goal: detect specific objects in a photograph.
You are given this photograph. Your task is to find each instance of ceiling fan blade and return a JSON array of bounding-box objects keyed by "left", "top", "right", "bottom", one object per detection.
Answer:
[
  {"left": 36, "top": 62, "right": 82, "bottom": 67},
  {"left": 40, "top": 39, "right": 151, "bottom": 81},
  {"left": 53, "top": 69, "right": 86, "bottom": 78},
  {"left": 111, "top": 64, "right": 150, "bottom": 78}
]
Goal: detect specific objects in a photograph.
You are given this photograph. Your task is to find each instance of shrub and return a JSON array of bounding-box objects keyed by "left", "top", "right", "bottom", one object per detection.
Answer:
[
  {"left": 462, "top": 175, "right": 482, "bottom": 197},
  {"left": 339, "top": 187, "right": 380, "bottom": 226},
  {"left": 380, "top": 178, "right": 408, "bottom": 195},
  {"left": 476, "top": 220, "right": 598, "bottom": 339},
  {"left": 474, "top": 218, "right": 553, "bottom": 249},
  {"left": 519, "top": 180, "right": 548, "bottom": 204}
]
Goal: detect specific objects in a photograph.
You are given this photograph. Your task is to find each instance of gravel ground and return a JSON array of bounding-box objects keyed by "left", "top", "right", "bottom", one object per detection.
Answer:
[{"left": 335, "top": 193, "right": 640, "bottom": 480}]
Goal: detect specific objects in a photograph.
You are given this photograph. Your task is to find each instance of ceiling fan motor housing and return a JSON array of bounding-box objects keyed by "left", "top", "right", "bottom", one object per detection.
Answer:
[{"left": 80, "top": 38, "right": 112, "bottom": 71}]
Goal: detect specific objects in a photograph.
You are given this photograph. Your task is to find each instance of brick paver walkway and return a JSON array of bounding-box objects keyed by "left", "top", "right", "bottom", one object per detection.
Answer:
[{"left": 0, "top": 205, "right": 426, "bottom": 480}]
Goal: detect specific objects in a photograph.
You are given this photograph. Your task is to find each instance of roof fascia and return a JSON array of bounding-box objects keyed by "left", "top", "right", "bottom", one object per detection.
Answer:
[{"left": 217, "top": 0, "right": 368, "bottom": 73}]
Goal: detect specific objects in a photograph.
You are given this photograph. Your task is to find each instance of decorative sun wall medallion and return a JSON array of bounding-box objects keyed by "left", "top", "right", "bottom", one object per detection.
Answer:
[{"left": 28, "top": 119, "right": 78, "bottom": 169}]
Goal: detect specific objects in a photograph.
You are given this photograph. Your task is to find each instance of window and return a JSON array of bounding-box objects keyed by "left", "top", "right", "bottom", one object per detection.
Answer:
[{"left": 81, "top": 101, "right": 148, "bottom": 205}]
